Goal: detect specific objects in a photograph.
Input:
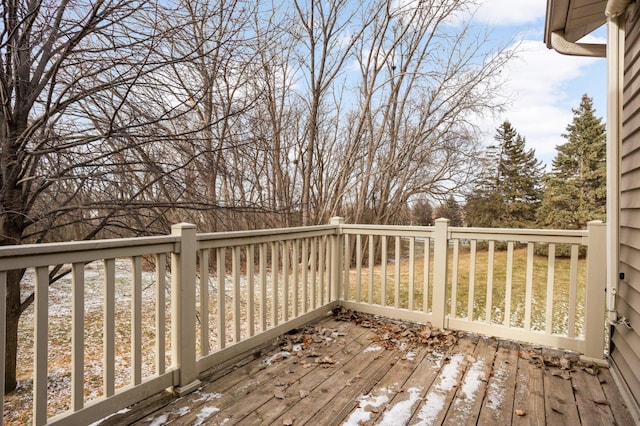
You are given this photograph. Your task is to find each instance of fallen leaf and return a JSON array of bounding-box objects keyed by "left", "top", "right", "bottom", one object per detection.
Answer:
[
  {"left": 584, "top": 367, "right": 599, "bottom": 376},
  {"left": 274, "top": 386, "right": 286, "bottom": 399},
  {"left": 282, "top": 414, "right": 295, "bottom": 425},
  {"left": 559, "top": 357, "right": 572, "bottom": 370},
  {"left": 317, "top": 356, "right": 335, "bottom": 365},
  {"left": 515, "top": 409, "right": 527, "bottom": 416}
]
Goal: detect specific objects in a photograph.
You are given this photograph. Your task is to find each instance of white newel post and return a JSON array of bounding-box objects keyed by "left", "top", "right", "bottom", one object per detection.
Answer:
[
  {"left": 584, "top": 220, "right": 607, "bottom": 362},
  {"left": 171, "top": 223, "right": 201, "bottom": 395},
  {"left": 330, "top": 217, "right": 344, "bottom": 302},
  {"left": 432, "top": 218, "right": 449, "bottom": 329}
]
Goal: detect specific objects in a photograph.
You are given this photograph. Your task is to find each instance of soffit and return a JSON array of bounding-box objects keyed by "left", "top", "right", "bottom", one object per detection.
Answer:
[{"left": 545, "top": 0, "right": 607, "bottom": 46}]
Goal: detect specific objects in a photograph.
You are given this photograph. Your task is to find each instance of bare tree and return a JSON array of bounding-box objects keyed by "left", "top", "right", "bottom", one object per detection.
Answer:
[
  {"left": 0, "top": 0, "right": 212, "bottom": 392},
  {"left": 329, "top": 0, "right": 513, "bottom": 224},
  {"left": 1, "top": 0, "right": 518, "bottom": 394}
]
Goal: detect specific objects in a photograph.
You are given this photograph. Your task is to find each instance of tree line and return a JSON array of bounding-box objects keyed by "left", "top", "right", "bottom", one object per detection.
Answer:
[
  {"left": 1, "top": 0, "right": 513, "bottom": 393},
  {"left": 422, "top": 94, "right": 606, "bottom": 231}
]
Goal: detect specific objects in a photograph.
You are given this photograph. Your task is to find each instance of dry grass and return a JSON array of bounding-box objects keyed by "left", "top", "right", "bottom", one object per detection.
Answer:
[{"left": 346, "top": 242, "right": 586, "bottom": 335}]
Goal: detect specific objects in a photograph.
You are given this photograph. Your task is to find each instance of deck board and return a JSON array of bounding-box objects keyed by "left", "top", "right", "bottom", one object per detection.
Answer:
[{"left": 105, "top": 313, "right": 636, "bottom": 426}]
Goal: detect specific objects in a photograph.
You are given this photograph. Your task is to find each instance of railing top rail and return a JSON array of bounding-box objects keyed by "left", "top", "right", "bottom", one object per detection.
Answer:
[
  {"left": 340, "top": 224, "right": 435, "bottom": 235},
  {"left": 450, "top": 226, "right": 588, "bottom": 238},
  {"left": 450, "top": 227, "right": 588, "bottom": 244},
  {"left": 0, "top": 235, "right": 179, "bottom": 270},
  {"left": 196, "top": 224, "right": 338, "bottom": 248}
]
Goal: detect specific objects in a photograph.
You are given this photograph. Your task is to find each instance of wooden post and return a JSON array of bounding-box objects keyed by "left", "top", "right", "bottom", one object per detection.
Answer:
[
  {"left": 171, "top": 223, "right": 201, "bottom": 395},
  {"left": 330, "top": 217, "right": 344, "bottom": 302},
  {"left": 584, "top": 220, "right": 607, "bottom": 362},
  {"left": 432, "top": 218, "right": 449, "bottom": 329}
]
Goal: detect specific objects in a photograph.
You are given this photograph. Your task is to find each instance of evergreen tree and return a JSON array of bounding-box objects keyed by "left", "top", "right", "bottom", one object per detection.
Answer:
[
  {"left": 465, "top": 121, "right": 544, "bottom": 227},
  {"left": 434, "top": 196, "right": 464, "bottom": 226},
  {"left": 538, "top": 94, "right": 606, "bottom": 229}
]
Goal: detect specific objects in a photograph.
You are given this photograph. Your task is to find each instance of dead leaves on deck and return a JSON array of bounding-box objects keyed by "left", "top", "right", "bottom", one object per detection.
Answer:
[
  {"left": 517, "top": 348, "right": 601, "bottom": 378},
  {"left": 333, "top": 308, "right": 460, "bottom": 351}
]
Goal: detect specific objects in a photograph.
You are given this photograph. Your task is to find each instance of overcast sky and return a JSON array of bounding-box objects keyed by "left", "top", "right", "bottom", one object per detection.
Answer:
[{"left": 471, "top": 0, "right": 607, "bottom": 166}]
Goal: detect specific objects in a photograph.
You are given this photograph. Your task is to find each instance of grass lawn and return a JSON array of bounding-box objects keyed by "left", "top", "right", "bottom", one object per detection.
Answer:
[{"left": 346, "top": 240, "right": 586, "bottom": 336}]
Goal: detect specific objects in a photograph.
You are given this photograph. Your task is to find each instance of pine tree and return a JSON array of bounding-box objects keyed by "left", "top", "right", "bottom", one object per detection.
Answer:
[
  {"left": 434, "top": 196, "right": 464, "bottom": 226},
  {"left": 465, "top": 121, "right": 544, "bottom": 227},
  {"left": 538, "top": 94, "right": 606, "bottom": 229}
]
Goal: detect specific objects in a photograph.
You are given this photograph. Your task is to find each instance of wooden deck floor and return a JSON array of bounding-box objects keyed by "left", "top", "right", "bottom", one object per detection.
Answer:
[{"left": 103, "top": 312, "right": 635, "bottom": 426}]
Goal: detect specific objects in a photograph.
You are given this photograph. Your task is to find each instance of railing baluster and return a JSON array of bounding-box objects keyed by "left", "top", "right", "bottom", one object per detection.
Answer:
[
  {"left": 71, "top": 262, "right": 85, "bottom": 410},
  {"left": 155, "top": 253, "right": 166, "bottom": 374},
  {"left": 343, "top": 234, "right": 350, "bottom": 301},
  {"left": 468, "top": 240, "right": 477, "bottom": 321},
  {"left": 319, "top": 236, "right": 326, "bottom": 305},
  {"left": 568, "top": 244, "right": 579, "bottom": 338},
  {"left": 381, "top": 236, "right": 387, "bottom": 307},
  {"left": 34, "top": 266, "right": 49, "bottom": 426},
  {"left": 272, "top": 242, "right": 279, "bottom": 326},
  {"left": 451, "top": 239, "right": 459, "bottom": 317},
  {"left": 504, "top": 242, "right": 514, "bottom": 327},
  {"left": 259, "top": 243, "right": 267, "bottom": 331},
  {"left": 486, "top": 241, "right": 494, "bottom": 324},
  {"left": 104, "top": 258, "right": 116, "bottom": 397},
  {"left": 311, "top": 238, "right": 317, "bottom": 309},
  {"left": 409, "top": 237, "right": 415, "bottom": 311},
  {"left": 368, "top": 235, "right": 374, "bottom": 304},
  {"left": 232, "top": 246, "right": 241, "bottom": 343},
  {"left": 283, "top": 241, "right": 289, "bottom": 322},
  {"left": 546, "top": 243, "right": 556, "bottom": 334},
  {"left": 292, "top": 240, "right": 299, "bottom": 318},
  {"left": 217, "top": 247, "right": 226, "bottom": 349},
  {"left": 356, "top": 234, "right": 362, "bottom": 303},
  {"left": 132, "top": 256, "right": 142, "bottom": 385},
  {"left": 423, "top": 237, "right": 430, "bottom": 314},
  {"left": 394, "top": 236, "right": 401, "bottom": 309},
  {"left": 524, "top": 243, "right": 534, "bottom": 330},
  {"left": 199, "top": 249, "right": 209, "bottom": 356},
  {"left": 247, "top": 244, "right": 255, "bottom": 336},
  {"left": 302, "top": 239, "right": 309, "bottom": 313}
]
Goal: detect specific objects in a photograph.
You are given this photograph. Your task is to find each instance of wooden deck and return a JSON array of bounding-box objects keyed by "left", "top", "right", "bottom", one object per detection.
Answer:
[{"left": 101, "top": 312, "right": 635, "bottom": 426}]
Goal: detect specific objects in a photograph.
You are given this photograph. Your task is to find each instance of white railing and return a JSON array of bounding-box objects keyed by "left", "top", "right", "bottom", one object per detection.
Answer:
[
  {"left": 340, "top": 218, "right": 607, "bottom": 361},
  {"left": 0, "top": 218, "right": 606, "bottom": 425}
]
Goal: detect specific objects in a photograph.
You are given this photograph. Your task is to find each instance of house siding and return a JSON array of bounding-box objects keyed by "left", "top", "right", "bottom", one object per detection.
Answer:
[{"left": 614, "top": 3, "right": 640, "bottom": 411}]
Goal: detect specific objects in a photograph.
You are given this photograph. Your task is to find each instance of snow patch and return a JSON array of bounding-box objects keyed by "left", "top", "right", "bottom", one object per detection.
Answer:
[
  {"left": 148, "top": 414, "right": 169, "bottom": 426},
  {"left": 342, "top": 388, "right": 392, "bottom": 425},
  {"left": 414, "top": 353, "right": 465, "bottom": 425},
  {"left": 263, "top": 351, "right": 291, "bottom": 366},
  {"left": 364, "top": 345, "right": 383, "bottom": 353},
  {"left": 194, "top": 406, "right": 220, "bottom": 425},
  {"left": 193, "top": 392, "right": 222, "bottom": 403},
  {"left": 458, "top": 359, "right": 485, "bottom": 402},
  {"left": 486, "top": 367, "right": 507, "bottom": 410},
  {"left": 147, "top": 407, "right": 190, "bottom": 426},
  {"left": 377, "top": 387, "right": 423, "bottom": 426}
]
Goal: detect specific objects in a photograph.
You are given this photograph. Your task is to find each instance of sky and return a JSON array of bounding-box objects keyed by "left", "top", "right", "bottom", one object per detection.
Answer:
[{"left": 470, "top": 0, "right": 607, "bottom": 167}]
